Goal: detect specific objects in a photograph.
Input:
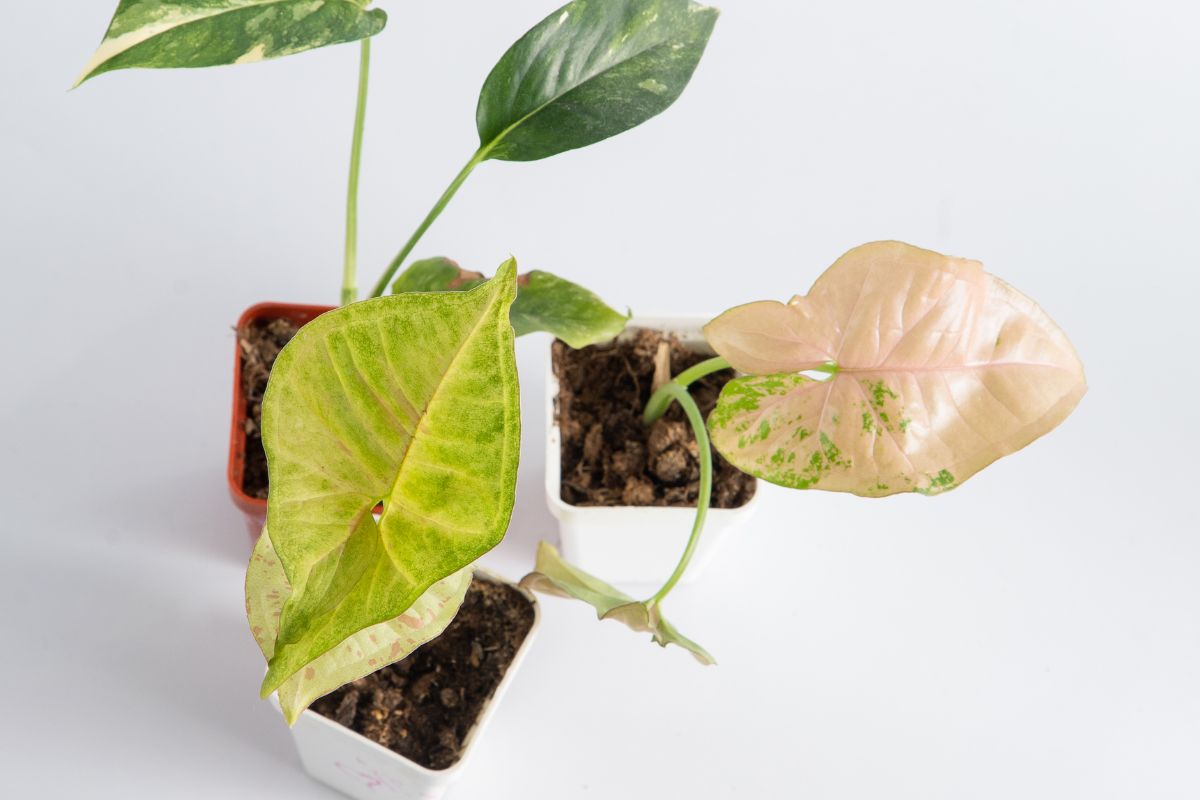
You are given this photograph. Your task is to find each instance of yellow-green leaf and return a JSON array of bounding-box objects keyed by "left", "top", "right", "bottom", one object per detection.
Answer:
[
  {"left": 259, "top": 261, "right": 519, "bottom": 696},
  {"left": 246, "top": 526, "right": 472, "bottom": 724}
]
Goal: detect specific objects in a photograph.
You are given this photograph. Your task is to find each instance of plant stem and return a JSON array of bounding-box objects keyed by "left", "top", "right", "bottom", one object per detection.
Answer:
[
  {"left": 642, "top": 356, "right": 730, "bottom": 426},
  {"left": 341, "top": 38, "right": 371, "bottom": 307},
  {"left": 368, "top": 147, "right": 489, "bottom": 298},
  {"left": 647, "top": 382, "right": 712, "bottom": 605}
]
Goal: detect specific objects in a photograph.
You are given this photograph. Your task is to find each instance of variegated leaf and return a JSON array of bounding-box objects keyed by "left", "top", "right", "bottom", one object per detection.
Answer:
[
  {"left": 521, "top": 542, "right": 713, "bottom": 664},
  {"left": 259, "top": 262, "right": 519, "bottom": 697},
  {"left": 476, "top": 0, "right": 718, "bottom": 162},
  {"left": 77, "top": 0, "right": 386, "bottom": 86},
  {"left": 704, "top": 241, "right": 1086, "bottom": 497},
  {"left": 246, "top": 526, "right": 472, "bottom": 725}
]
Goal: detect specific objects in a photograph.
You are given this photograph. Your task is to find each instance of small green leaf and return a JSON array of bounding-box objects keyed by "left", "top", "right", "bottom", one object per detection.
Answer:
[
  {"left": 521, "top": 542, "right": 714, "bottom": 664},
  {"left": 476, "top": 0, "right": 718, "bottom": 162},
  {"left": 246, "top": 526, "right": 472, "bottom": 725},
  {"left": 259, "top": 261, "right": 520, "bottom": 696},
  {"left": 510, "top": 271, "right": 630, "bottom": 348},
  {"left": 391, "top": 257, "right": 485, "bottom": 294},
  {"left": 392, "top": 260, "right": 628, "bottom": 349},
  {"left": 76, "top": 0, "right": 386, "bottom": 86}
]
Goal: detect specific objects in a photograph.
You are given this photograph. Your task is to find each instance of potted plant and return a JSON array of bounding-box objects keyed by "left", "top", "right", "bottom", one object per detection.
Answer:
[
  {"left": 76, "top": 0, "right": 720, "bottom": 536},
  {"left": 524, "top": 240, "right": 1088, "bottom": 663},
  {"left": 545, "top": 314, "right": 762, "bottom": 585},
  {"left": 79, "top": 1, "right": 725, "bottom": 797}
]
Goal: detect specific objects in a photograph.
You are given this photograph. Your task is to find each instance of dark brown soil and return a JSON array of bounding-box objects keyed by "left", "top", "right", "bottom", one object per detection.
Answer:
[
  {"left": 554, "top": 328, "right": 756, "bottom": 508},
  {"left": 311, "top": 576, "right": 536, "bottom": 770},
  {"left": 237, "top": 317, "right": 300, "bottom": 498}
]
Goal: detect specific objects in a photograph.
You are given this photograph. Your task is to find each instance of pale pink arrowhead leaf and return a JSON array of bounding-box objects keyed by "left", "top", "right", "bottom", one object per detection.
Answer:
[{"left": 703, "top": 241, "right": 1086, "bottom": 496}]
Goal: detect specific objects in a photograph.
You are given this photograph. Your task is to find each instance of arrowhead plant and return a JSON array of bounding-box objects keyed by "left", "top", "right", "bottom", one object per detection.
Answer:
[{"left": 522, "top": 241, "right": 1087, "bottom": 662}]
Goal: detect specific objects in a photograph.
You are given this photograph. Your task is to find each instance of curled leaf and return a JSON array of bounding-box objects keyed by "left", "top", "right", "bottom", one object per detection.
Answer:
[
  {"left": 704, "top": 241, "right": 1086, "bottom": 496},
  {"left": 259, "top": 262, "right": 519, "bottom": 696},
  {"left": 476, "top": 0, "right": 719, "bottom": 162},
  {"left": 246, "top": 527, "right": 471, "bottom": 725},
  {"left": 392, "top": 261, "right": 628, "bottom": 348},
  {"left": 391, "top": 257, "right": 485, "bottom": 294},
  {"left": 521, "top": 542, "right": 713, "bottom": 664},
  {"left": 77, "top": 0, "right": 386, "bottom": 86}
]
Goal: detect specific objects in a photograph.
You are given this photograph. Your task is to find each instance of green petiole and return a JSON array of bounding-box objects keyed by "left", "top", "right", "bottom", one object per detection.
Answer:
[
  {"left": 643, "top": 381, "right": 713, "bottom": 606},
  {"left": 642, "top": 355, "right": 729, "bottom": 426},
  {"left": 341, "top": 39, "right": 371, "bottom": 307}
]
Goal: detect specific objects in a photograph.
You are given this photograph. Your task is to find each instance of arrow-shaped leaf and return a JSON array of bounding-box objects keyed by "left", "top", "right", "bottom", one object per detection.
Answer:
[
  {"left": 704, "top": 241, "right": 1087, "bottom": 497},
  {"left": 259, "top": 261, "right": 520, "bottom": 696},
  {"left": 246, "top": 526, "right": 472, "bottom": 724},
  {"left": 77, "top": 0, "right": 386, "bottom": 86},
  {"left": 476, "top": 0, "right": 718, "bottom": 162}
]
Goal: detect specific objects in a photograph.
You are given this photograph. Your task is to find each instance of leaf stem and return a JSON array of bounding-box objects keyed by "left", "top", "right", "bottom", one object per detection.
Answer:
[
  {"left": 341, "top": 38, "right": 371, "bottom": 307},
  {"left": 647, "top": 382, "right": 712, "bottom": 605},
  {"left": 369, "top": 147, "right": 489, "bottom": 298},
  {"left": 642, "top": 355, "right": 730, "bottom": 426}
]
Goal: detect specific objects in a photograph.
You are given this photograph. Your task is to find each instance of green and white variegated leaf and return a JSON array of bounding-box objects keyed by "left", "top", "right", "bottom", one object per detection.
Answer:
[
  {"left": 259, "top": 261, "right": 519, "bottom": 697},
  {"left": 76, "top": 0, "right": 386, "bottom": 86},
  {"left": 704, "top": 241, "right": 1087, "bottom": 497},
  {"left": 246, "top": 526, "right": 472, "bottom": 725},
  {"left": 476, "top": 0, "right": 718, "bottom": 162},
  {"left": 520, "top": 542, "right": 713, "bottom": 664},
  {"left": 392, "top": 260, "right": 628, "bottom": 349}
]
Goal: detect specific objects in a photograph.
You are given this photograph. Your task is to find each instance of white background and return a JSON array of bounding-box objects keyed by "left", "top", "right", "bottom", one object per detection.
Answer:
[{"left": 2, "top": 1, "right": 1197, "bottom": 797}]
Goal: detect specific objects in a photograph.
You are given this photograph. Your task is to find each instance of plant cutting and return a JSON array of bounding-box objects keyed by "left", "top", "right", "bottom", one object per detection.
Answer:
[
  {"left": 80, "top": 0, "right": 725, "bottom": 795},
  {"left": 523, "top": 240, "right": 1088, "bottom": 664},
  {"left": 77, "top": 0, "right": 719, "bottom": 530}
]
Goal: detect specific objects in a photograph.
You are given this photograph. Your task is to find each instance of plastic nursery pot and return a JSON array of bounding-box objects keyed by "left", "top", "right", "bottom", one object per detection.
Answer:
[
  {"left": 229, "top": 302, "right": 333, "bottom": 539},
  {"left": 271, "top": 570, "right": 540, "bottom": 800},
  {"left": 545, "top": 315, "right": 761, "bottom": 586}
]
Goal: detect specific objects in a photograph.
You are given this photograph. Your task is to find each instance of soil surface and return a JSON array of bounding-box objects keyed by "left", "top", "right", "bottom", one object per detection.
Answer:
[
  {"left": 237, "top": 317, "right": 300, "bottom": 498},
  {"left": 554, "top": 328, "right": 756, "bottom": 508},
  {"left": 311, "top": 577, "right": 536, "bottom": 770}
]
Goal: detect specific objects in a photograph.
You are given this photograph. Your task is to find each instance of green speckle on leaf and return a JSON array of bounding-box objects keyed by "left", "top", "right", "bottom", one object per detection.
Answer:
[
  {"left": 914, "top": 469, "right": 957, "bottom": 495},
  {"left": 864, "top": 379, "right": 898, "bottom": 409},
  {"left": 899, "top": 418, "right": 911, "bottom": 433}
]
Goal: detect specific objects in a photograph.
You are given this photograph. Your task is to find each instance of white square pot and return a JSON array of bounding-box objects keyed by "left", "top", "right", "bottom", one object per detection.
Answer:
[
  {"left": 545, "top": 315, "right": 760, "bottom": 586},
  {"left": 271, "top": 572, "right": 540, "bottom": 800}
]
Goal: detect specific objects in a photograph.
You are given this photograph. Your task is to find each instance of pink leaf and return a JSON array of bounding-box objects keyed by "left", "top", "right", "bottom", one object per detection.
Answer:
[{"left": 704, "top": 241, "right": 1086, "bottom": 496}]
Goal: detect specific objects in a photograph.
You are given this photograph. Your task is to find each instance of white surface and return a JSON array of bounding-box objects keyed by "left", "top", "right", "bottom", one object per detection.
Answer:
[
  {"left": 548, "top": 315, "right": 761, "bottom": 585},
  {"left": 1, "top": 1, "right": 1197, "bottom": 798}
]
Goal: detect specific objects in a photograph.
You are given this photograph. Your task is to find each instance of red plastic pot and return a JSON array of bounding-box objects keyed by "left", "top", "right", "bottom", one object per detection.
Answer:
[{"left": 229, "top": 302, "right": 333, "bottom": 538}]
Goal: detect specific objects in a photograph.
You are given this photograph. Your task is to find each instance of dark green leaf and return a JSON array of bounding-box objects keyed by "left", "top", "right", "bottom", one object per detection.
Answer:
[{"left": 476, "top": 0, "right": 718, "bottom": 162}]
